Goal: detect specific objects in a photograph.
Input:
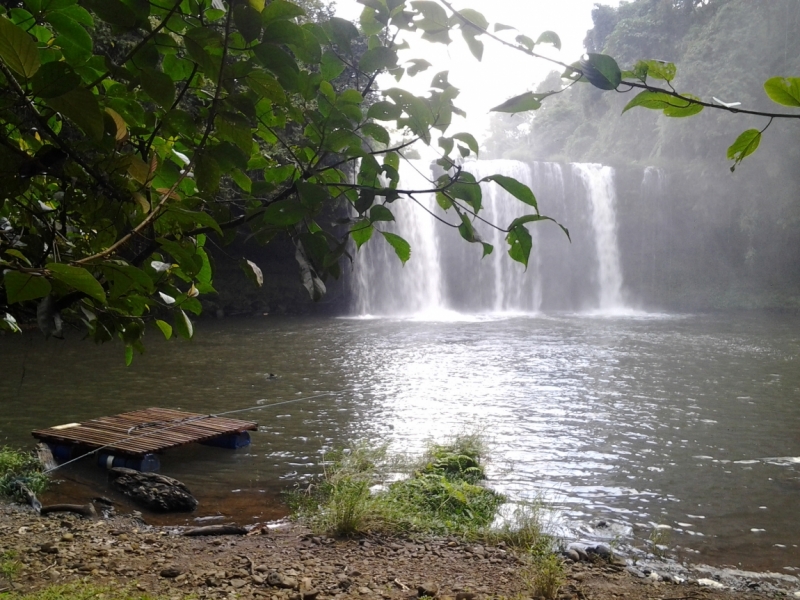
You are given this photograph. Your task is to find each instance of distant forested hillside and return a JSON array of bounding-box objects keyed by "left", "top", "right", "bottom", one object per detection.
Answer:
[{"left": 485, "top": 0, "right": 800, "bottom": 310}]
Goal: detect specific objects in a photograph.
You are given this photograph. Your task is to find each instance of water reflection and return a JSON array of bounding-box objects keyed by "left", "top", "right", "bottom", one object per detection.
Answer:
[{"left": 0, "top": 313, "right": 798, "bottom": 571}]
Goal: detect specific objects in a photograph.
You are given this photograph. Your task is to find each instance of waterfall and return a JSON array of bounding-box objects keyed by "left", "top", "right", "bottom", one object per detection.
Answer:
[
  {"left": 351, "top": 161, "right": 445, "bottom": 317},
  {"left": 572, "top": 164, "right": 626, "bottom": 312},
  {"left": 350, "top": 159, "right": 631, "bottom": 316}
]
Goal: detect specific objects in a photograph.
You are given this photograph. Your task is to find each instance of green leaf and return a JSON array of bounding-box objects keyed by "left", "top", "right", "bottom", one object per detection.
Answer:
[
  {"left": 195, "top": 153, "right": 221, "bottom": 195},
  {"left": 362, "top": 122, "right": 390, "bottom": 144},
  {"left": 367, "top": 100, "right": 401, "bottom": 120},
  {"left": 632, "top": 59, "right": 676, "bottom": 82},
  {"left": 351, "top": 219, "right": 374, "bottom": 248},
  {"left": 483, "top": 174, "right": 537, "bottom": 210},
  {"left": 457, "top": 214, "right": 478, "bottom": 243},
  {"left": 411, "top": 1, "right": 449, "bottom": 40},
  {"left": 727, "top": 128, "right": 761, "bottom": 170},
  {"left": 406, "top": 58, "right": 431, "bottom": 76},
  {"left": 763, "top": 77, "right": 800, "bottom": 108},
  {"left": 263, "top": 19, "right": 305, "bottom": 46},
  {"left": 140, "top": 67, "right": 175, "bottom": 108},
  {"left": 370, "top": 205, "right": 394, "bottom": 222},
  {"left": 81, "top": 0, "right": 137, "bottom": 28},
  {"left": 216, "top": 114, "right": 253, "bottom": 153},
  {"left": 321, "top": 51, "right": 346, "bottom": 80},
  {"left": 155, "top": 319, "right": 173, "bottom": 340},
  {"left": 46, "top": 88, "right": 104, "bottom": 140},
  {"left": 452, "top": 132, "right": 478, "bottom": 156},
  {"left": 240, "top": 258, "right": 264, "bottom": 287},
  {"left": 490, "top": 91, "right": 544, "bottom": 113},
  {"left": 3, "top": 271, "right": 52, "bottom": 304},
  {"left": 506, "top": 224, "right": 532, "bottom": 268},
  {"left": 233, "top": 3, "right": 262, "bottom": 43},
  {"left": 359, "top": 46, "right": 398, "bottom": 73},
  {"left": 262, "top": 0, "right": 305, "bottom": 25},
  {"left": 493, "top": 23, "right": 515, "bottom": 32},
  {"left": 436, "top": 192, "right": 453, "bottom": 210},
  {"left": 536, "top": 30, "right": 561, "bottom": 49},
  {"left": 461, "top": 29, "right": 483, "bottom": 61},
  {"left": 125, "top": 345, "right": 134, "bottom": 366},
  {"left": 248, "top": 70, "right": 287, "bottom": 104},
  {"left": 253, "top": 43, "right": 299, "bottom": 88},
  {"left": 47, "top": 12, "right": 92, "bottom": 64},
  {"left": 4, "top": 249, "right": 31, "bottom": 266},
  {"left": 103, "top": 262, "right": 154, "bottom": 298},
  {"left": 322, "top": 17, "right": 359, "bottom": 51},
  {"left": 174, "top": 309, "right": 194, "bottom": 340},
  {"left": 481, "top": 243, "right": 493, "bottom": 257},
  {"left": 296, "top": 181, "right": 330, "bottom": 210},
  {"left": 47, "top": 263, "right": 107, "bottom": 304},
  {"left": 381, "top": 231, "right": 410, "bottom": 264},
  {"left": 262, "top": 199, "right": 306, "bottom": 226},
  {"left": 456, "top": 8, "right": 488, "bottom": 31},
  {"left": 449, "top": 181, "right": 482, "bottom": 212},
  {"left": 579, "top": 53, "right": 621, "bottom": 90},
  {"left": 0, "top": 16, "right": 41, "bottom": 78},
  {"left": 31, "top": 61, "right": 81, "bottom": 98},
  {"left": 622, "top": 90, "right": 703, "bottom": 117},
  {"left": 515, "top": 34, "right": 534, "bottom": 51}
]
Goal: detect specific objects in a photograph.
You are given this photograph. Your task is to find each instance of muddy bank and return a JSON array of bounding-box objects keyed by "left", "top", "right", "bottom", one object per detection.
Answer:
[{"left": 1, "top": 501, "right": 797, "bottom": 600}]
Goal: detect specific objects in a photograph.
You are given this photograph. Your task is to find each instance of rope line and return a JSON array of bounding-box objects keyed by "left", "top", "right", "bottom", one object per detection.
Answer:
[{"left": 42, "top": 390, "right": 344, "bottom": 474}]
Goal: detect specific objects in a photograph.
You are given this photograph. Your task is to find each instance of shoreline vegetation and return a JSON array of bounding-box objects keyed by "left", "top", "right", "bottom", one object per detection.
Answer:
[{"left": 0, "top": 444, "right": 797, "bottom": 600}]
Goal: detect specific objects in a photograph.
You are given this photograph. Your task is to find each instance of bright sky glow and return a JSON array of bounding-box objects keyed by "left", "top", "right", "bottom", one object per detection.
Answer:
[{"left": 334, "top": 0, "right": 621, "bottom": 142}]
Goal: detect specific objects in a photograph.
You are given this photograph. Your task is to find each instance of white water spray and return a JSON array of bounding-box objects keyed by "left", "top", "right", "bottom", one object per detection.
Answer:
[
  {"left": 572, "top": 163, "right": 626, "bottom": 312},
  {"left": 351, "top": 160, "right": 630, "bottom": 316},
  {"left": 351, "top": 161, "right": 445, "bottom": 317}
]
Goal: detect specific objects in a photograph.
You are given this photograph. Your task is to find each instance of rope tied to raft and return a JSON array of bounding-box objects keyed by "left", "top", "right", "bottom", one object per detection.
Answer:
[{"left": 41, "top": 390, "right": 345, "bottom": 474}]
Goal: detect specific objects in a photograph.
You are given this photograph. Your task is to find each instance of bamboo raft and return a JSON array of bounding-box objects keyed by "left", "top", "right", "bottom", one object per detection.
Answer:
[{"left": 32, "top": 407, "right": 257, "bottom": 471}]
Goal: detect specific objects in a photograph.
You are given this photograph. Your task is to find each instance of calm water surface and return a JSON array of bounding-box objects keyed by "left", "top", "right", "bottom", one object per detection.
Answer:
[{"left": 1, "top": 313, "right": 798, "bottom": 573}]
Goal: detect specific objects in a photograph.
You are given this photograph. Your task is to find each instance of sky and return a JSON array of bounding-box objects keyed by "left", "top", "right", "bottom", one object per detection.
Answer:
[{"left": 334, "top": 0, "right": 622, "bottom": 141}]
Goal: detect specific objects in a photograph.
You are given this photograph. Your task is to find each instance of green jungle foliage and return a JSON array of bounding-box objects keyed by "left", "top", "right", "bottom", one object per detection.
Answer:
[
  {"left": 484, "top": 0, "right": 800, "bottom": 310},
  {"left": 0, "top": 0, "right": 574, "bottom": 360}
]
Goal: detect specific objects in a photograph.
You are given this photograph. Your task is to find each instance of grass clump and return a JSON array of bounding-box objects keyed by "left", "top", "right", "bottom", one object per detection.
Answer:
[
  {"left": 1, "top": 550, "right": 21, "bottom": 586},
  {"left": 0, "top": 581, "right": 170, "bottom": 600},
  {"left": 293, "top": 435, "right": 552, "bottom": 548},
  {"left": 0, "top": 447, "right": 48, "bottom": 502},
  {"left": 288, "top": 443, "right": 387, "bottom": 536},
  {"left": 488, "top": 502, "right": 552, "bottom": 554},
  {"left": 520, "top": 552, "right": 565, "bottom": 600}
]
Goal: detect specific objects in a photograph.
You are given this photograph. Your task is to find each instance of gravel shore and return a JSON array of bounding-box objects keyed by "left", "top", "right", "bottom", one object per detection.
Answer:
[{"left": 2, "top": 502, "right": 792, "bottom": 600}]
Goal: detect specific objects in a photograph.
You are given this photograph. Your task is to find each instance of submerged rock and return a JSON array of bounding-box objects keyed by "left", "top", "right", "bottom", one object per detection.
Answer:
[{"left": 108, "top": 468, "right": 198, "bottom": 513}]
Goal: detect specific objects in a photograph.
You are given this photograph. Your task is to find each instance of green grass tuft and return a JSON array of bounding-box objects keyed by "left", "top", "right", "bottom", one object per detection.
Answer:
[
  {"left": 0, "top": 447, "right": 49, "bottom": 502},
  {"left": 0, "top": 581, "right": 174, "bottom": 600},
  {"left": 292, "top": 435, "right": 553, "bottom": 554},
  {"left": 520, "top": 552, "right": 565, "bottom": 600}
]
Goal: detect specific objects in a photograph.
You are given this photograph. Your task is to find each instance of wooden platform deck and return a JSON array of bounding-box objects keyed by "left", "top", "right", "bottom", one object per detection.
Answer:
[{"left": 32, "top": 407, "right": 258, "bottom": 457}]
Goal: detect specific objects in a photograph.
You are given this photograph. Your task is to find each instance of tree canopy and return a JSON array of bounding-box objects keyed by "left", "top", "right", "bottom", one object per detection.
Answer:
[{"left": 1, "top": 0, "right": 798, "bottom": 359}]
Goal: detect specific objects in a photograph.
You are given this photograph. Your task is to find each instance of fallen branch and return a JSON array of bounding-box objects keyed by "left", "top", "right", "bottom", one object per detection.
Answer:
[
  {"left": 183, "top": 524, "right": 247, "bottom": 536},
  {"left": 40, "top": 503, "right": 97, "bottom": 518}
]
